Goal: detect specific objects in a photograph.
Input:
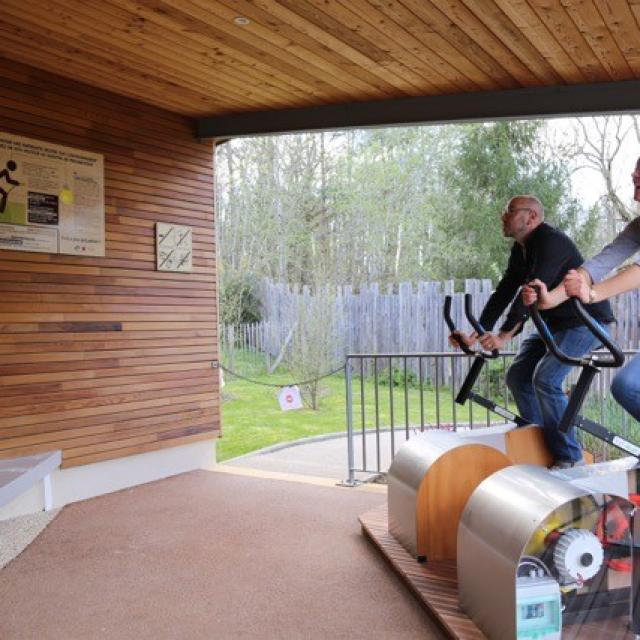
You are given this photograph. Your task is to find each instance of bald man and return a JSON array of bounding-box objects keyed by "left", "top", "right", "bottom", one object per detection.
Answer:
[{"left": 451, "top": 195, "right": 614, "bottom": 469}]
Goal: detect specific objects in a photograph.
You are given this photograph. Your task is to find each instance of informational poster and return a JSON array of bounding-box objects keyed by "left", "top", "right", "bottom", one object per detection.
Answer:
[{"left": 0, "top": 132, "right": 104, "bottom": 256}]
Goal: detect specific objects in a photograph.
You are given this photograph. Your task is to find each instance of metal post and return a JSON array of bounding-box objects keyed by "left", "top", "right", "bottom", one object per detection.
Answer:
[
  {"left": 435, "top": 357, "right": 441, "bottom": 427},
  {"left": 43, "top": 474, "right": 53, "bottom": 511},
  {"left": 389, "top": 356, "right": 395, "bottom": 457},
  {"left": 338, "top": 357, "right": 360, "bottom": 487},
  {"left": 360, "top": 358, "right": 366, "bottom": 471},
  {"left": 418, "top": 356, "right": 425, "bottom": 431},
  {"left": 451, "top": 355, "right": 457, "bottom": 431},
  {"left": 403, "top": 356, "right": 409, "bottom": 440},
  {"left": 374, "top": 360, "right": 381, "bottom": 472}
]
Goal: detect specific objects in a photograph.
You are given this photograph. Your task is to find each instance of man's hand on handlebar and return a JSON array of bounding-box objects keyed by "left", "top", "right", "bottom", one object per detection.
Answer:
[
  {"left": 522, "top": 279, "right": 551, "bottom": 309},
  {"left": 563, "top": 269, "right": 591, "bottom": 303},
  {"left": 448, "top": 331, "right": 477, "bottom": 349},
  {"left": 478, "top": 332, "right": 506, "bottom": 351},
  {"left": 450, "top": 329, "right": 511, "bottom": 351}
]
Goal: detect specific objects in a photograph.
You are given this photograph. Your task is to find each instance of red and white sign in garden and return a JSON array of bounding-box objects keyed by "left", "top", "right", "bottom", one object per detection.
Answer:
[{"left": 278, "top": 386, "right": 303, "bottom": 411}]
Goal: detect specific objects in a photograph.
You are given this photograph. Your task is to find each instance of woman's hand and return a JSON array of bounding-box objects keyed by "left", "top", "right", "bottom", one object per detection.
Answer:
[{"left": 563, "top": 269, "right": 590, "bottom": 303}]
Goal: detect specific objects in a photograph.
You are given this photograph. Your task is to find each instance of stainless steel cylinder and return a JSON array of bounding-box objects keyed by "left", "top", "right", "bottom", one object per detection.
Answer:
[
  {"left": 388, "top": 430, "right": 510, "bottom": 560},
  {"left": 458, "top": 464, "right": 632, "bottom": 639}
]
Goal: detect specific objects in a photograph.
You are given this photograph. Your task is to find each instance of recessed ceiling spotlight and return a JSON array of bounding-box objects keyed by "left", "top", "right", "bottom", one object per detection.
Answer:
[{"left": 234, "top": 16, "right": 251, "bottom": 25}]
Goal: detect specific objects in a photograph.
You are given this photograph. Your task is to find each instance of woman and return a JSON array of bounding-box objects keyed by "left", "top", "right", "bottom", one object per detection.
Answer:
[{"left": 524, "top": 158, "right": 640, "bottom": 421}]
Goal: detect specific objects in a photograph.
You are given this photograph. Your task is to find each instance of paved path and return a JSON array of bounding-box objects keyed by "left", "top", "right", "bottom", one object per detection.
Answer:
[
  {"left": 222, "top": 430, "right": 414, "bottom": 482},
  {"left": 222, "top": 423, "right": 513, "bottom": 482}
]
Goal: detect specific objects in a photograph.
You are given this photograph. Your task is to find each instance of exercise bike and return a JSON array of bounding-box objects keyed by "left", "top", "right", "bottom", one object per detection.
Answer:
[
  {"left": 451, "top": 293, "right": 640, "bottom": 630},
  {"left": 524, "top": 297, "right": 640, "bottom": 629},
  {"left": 444, "top": 293, "right": 554, "bottom": 466},
  {"left": 528, "top": 296, "right": 640, "bottom": 460}
]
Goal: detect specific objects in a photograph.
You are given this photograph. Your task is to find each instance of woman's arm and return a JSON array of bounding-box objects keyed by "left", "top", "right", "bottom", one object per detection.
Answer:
[
  {"left": 561, "top": 218, "right": 640, "bottom": 304},
  {"left": 523, "top": 260, "right": 614, "bottom": 309},
  {"left": 582, "top": 218, "right": 640, "bottom": 283},
  {"left": 521, "top": 280, "right": 568, "bottom": 309},
  {"left": 566, "top": 264, "right": 640, "bottom": 303}
]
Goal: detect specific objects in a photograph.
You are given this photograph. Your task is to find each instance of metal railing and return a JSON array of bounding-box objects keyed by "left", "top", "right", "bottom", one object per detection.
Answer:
[{"left": 342, "top": 350, "right": 640, "bottom": 485}]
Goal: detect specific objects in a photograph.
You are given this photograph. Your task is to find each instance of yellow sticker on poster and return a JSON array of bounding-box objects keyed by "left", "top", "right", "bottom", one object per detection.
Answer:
[{"left": 0, "top": 132, "right": 104, "bottom": 256}]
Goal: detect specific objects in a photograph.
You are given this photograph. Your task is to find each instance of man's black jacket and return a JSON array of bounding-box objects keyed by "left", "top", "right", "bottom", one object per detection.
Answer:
[{"left": 478, "top": 222, "right": 614, "bottom": 334}]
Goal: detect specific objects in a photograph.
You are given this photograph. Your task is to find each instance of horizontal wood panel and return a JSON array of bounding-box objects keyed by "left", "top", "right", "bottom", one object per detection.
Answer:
[
  {"left": 0, "top": 1, "right": 639, "bottom": 119},
  {"left": 63, "top": 430, "right": 219, "bottom": 468},
  {"left": 0, "top": 390, "right": 216, "bottom": 429},
  {"left": 0, "top": 260, "right": 216, "bottom": 282},
  {"left": 0, "top": 294, "right": 216, "bottom": 307},
  {"left": 0, "top": 347, "right": 217, "bottom": 367},
  {"left": 0, "top": 369, "right": 215, "bottom": 399},
  {"left": 0, "top": 272, "right": 216, "bottom": 292},
  {"left": 0, "top": 396, "right": 217, "bottom": 441},
  {"left": 0, "top": 373, "right": 211, "bottom": 403},
  {"left": 0, "top": 353, "right": 215, "bottom": 386},
  {"left": 0, "top": 408, "right": 216, "bottom": 450},
  {"left": 0, "top": 57, "right": 219, "bottom": 466},
  {"left": 0, "top": 399, "right": 218, "bottom": 440}
]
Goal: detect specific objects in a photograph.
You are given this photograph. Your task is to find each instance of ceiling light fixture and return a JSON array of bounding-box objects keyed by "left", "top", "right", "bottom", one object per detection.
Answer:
[{"left": 234, "top": 16, "right": 251, "bottom": 25}]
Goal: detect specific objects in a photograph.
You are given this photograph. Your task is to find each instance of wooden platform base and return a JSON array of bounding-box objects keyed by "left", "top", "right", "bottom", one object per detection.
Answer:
[
  {"left": 360, "top": 503, "right": 486, "bottom": 639},
  {"left": 360, "top": 503, "right": 634, "bottom": 640}
]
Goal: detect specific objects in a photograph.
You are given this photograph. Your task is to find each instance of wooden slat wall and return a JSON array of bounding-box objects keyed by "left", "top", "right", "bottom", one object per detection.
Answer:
[{"left": 0, "top": 57, "right": 219, "bottom": 468}]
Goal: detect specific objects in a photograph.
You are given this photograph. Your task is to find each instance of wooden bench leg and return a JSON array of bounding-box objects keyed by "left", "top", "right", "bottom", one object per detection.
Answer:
[{"left": 43, "top": 474, "right": 53, "bottom": 511}]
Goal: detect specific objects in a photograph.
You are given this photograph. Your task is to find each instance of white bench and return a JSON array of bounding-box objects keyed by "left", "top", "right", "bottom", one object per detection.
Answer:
[{"left": 0, "top": 451, "right": 62, "bottom": 512}]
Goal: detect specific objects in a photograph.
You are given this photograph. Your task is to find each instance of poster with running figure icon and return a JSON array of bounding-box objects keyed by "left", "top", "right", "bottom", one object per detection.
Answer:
[{"left": 0, "top": 132, "right": 104, "bottom": 256}]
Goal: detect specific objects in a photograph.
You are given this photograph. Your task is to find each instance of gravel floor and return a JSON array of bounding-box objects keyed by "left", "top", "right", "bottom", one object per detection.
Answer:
[{"left": 0, "top": 509, "right": 61, "bottom": 570}]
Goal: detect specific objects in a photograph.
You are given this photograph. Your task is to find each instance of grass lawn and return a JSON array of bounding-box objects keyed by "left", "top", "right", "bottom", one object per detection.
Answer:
[
  {"left": 580, "top": 396, "right": 640, "bottom": 461},
  {"left": 218, "top": 349, "right": 515, "bottom": 462}
]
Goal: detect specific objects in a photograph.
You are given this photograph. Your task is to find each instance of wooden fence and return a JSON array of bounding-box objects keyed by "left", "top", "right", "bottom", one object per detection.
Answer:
[{"left": 220, "top": 278, "right": 640, "bottom": 381}]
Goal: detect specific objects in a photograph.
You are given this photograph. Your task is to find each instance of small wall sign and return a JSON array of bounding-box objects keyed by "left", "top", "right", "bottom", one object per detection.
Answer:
[
  {"left": 156, "top": 222, "right": 192, "bottom": 272},
  {"left": 278, "top": 385, "right": 303, "bottom": 411}
]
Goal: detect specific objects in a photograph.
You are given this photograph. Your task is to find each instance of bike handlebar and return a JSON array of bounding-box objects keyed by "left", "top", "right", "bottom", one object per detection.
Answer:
[
  {"left": 528, "top": 297, "right": 624, "bottom": 368},
  {"left": 569, "top": 298, "right": 625, "bottom": 367},
  {"left": 528, "top": 302, "right": 582, "bottom": 365}
]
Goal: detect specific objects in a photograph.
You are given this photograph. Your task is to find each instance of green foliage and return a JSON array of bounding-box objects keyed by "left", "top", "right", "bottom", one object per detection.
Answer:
[
  {"left": 282, "top": 286, "right": 344, "bottom": 409},
  {"left": 484, "top": 358, "right": 508, "bottom": 400},
  {"left": 216, "top": 120, "right": 604, "bottom": 293},
  {"left": 427, "top": 121, "right": 597, "bottom": 281},
  {"left": 219, "top": 271, "right": 261, "bottom": 325},
  {"left": 378, "top": 366, "right": 419, "bottom": 388},
  {"left": 580, "top": 395, "right": 640, "bottom": 461}
]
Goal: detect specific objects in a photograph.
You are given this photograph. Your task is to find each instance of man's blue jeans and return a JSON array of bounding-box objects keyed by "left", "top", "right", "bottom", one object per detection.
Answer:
[
  {"left": 611, "top": 352, "right": 640, "bottom": 422},
  {"left": 505, "top": 326, "right": 601, "bottom": 463}
]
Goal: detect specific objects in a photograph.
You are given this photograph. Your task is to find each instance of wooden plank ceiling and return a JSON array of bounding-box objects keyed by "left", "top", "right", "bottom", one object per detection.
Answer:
[{"left": 1, "top": 0, "right": 639, "bottom": 119}]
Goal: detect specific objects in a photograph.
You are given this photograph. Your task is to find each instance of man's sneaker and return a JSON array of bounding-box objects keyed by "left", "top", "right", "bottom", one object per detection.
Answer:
[{"left": 551, "top": 459, "right": 586, "bottom": 470}]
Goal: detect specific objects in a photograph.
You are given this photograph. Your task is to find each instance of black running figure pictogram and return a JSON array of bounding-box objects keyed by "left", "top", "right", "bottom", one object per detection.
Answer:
[{"left": 0, "top": 160, "right": 19, "bottom": 214}]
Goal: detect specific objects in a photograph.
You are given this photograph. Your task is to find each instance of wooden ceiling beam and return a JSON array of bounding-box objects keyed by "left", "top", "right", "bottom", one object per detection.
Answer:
[{"left": 197, "top": 78, "right": 640, "bottom": 139}]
